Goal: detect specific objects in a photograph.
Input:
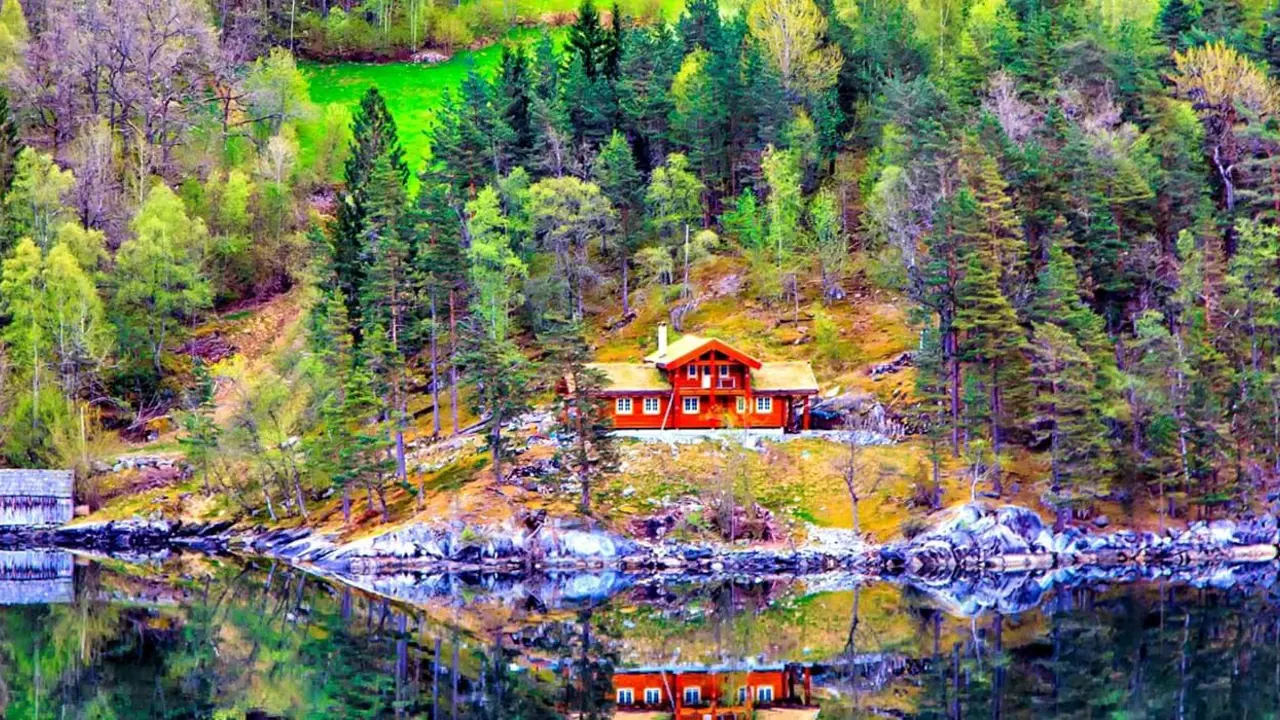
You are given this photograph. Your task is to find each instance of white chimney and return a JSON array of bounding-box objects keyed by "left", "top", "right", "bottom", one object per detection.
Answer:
[{"left": 657, "top": 323, "right": 668, "bottom": 357}]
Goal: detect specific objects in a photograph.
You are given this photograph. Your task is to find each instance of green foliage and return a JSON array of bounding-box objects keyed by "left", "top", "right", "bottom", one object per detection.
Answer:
[{"left": 112, "top": 184, "right": 212, "bottom": 380}]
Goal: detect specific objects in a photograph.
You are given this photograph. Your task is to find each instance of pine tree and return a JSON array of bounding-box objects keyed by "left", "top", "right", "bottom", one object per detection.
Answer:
[
  {"left": 913, "top": 320, "right": 948, "bottom": 509},
  {"left": 178, "top": 361, "right": 221, "bottom": 496},
  {"left": 669, "top": 49, "right": 728, "bottom": 195},
  {"left": 358, "top": 152, "right": 412, "bottom": 482},
  {"left": 548, "top": 320, "right": 619, "bottom": 513},
  {"left": 1264, "top": 0, "right": 1280, "bottom": 73},
  {"left": 593, "top": 131, "right": 642, "bottom": 314},
  {"left": 616, "top": 25, "right": 681, "bottom": 171},
  {"left": 953, "top": 187, "right": 1029, "bottom": 494},
  {"left": 1029, "top": 323, "right": 1113, "bottom": 528},
  {"left": 497, "top": 45, "right": 536, "bottom": 168},
  {"left": 334, "top": 87, "right": 407, "bottom": 342},
  {"left": 415, "top": 183, "right": 470, "bottom": 437},
  {"left": 1157, "top": 0, "right": 1197, "bottom": 50},
  {"left": 333, "top": 361, "right": 394, "bottom": 524},
  {"left": 460, "top": 315, "right": 535, "bottom": 484},
  {"left": 568, "top": 0, "right": 610, "bottom": 77},
  {"left": 0, "top": 90, "right": 22, "bottom": 203}
]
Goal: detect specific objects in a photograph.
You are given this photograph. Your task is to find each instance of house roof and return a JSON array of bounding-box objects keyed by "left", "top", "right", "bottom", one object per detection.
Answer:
[
  {"left": 584, "top": 360, "right": 820, "bottom": 395},
  {"left": 752, "top": 362, "right": 820, "bottom": 395},
  {"left": 643, "top": 335, "right": 762, "bottom": 370},
  {"left": 583, "top": 363, "right": 670, "bottom": 394}
]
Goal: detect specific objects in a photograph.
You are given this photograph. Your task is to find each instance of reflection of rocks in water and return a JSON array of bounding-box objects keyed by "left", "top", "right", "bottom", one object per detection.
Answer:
[
  {"left": 896, "top": 562, "right": 1280, "bottom": 617},
  {"left": 335, "top": 569, "right": 639, "bottom": 611},
  {"left": 0, "top": 549, "right": 73, "bottom": 604}
]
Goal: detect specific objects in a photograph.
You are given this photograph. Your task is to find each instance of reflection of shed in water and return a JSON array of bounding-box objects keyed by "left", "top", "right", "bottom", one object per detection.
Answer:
[
  {"left": 0, "top": 469, "right": 74, "bottom": 526},
  {"left": 0, "top": 550, "right": 74, "bottom": 604},
  {"left": 611, "top": 662, "right": 817, "bottom": 719}
]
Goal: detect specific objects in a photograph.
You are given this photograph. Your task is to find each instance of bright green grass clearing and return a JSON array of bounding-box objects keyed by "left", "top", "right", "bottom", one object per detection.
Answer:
[{"left": 302, "top": 29, "right": 549, "bottom": 180}]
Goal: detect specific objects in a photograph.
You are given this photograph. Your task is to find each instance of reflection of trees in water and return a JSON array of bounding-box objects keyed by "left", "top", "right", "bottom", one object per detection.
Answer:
[
  {"left": 0, "top": 559, "right": 565, "bottom": 718},
  {"left": 882, "top": 584, "right": 1280, "bottom": 719}
]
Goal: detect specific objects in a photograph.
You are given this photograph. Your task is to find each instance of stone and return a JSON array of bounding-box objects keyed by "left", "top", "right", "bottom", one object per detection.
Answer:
[{"left": 1093, "top": 515, "right": 1110, "bottom": 528}]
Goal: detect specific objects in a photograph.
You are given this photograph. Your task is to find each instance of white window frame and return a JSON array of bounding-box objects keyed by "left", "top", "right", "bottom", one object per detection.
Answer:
[
  {"left": 756, "top": 685, "right": 774, "bottom": 703},
  {"left": 682, "top": 397, "right": 700, "bottom": 414},
  {"left": 683, "top": 686, "right": 701, "bottom": 705},
  {"left": 737, "top": 686, "right": 748, "bottom": 703},
  {"left": 755, "top": 396, "right": 773, "bottom": 414},
  {"left": 736, "top": 397, "right": 746, "bottom": 413},
  {"left": 686, "top": 364, "right": 698, "bottom": 379},
  {"left": 643, "top": 397, "right": 661, "bottom": 415},
  {"left": 617, "top": 688, "right": 634, "bottom": 705},
  {"left": 615, "top": 397, "right": 633, "bottom": 415},
  {"left": 644, "top": 687, "right": 662, "bottom": 704},
  {"left": 718, "top": 364, "right": 730, "bottom": 377}
]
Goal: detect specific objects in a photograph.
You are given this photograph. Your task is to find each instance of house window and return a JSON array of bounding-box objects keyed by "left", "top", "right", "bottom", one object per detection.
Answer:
[
  {"left": 686, "top": 365, "right": 698, "bottom": 379},
  {"left": 683, "top": 687, "right": 701, "bottom": 705},
  {"left": 644, "top": 688, "right": 662, "bottom": 704},
  {"left": 683, "top": 397, "right": 700, "bottom": 414},
  {"left": 617, "top": 688, "right": 635, "bottom": 705},
  {"left": 719, "top": 365, "right": 730, "bottom": 377},
  {"left": 736, "top": 397, "right": 746, "bottom": 413},
  {"left": 616, "top": 397, "right": 633, "bottom": 415},
  {"left": 755, "top": 396, "right": 773, "bottom": 414},
  {"left": 643, "top": 397, "right": 661, "bottom": 415},
  {"left": 756, "top": 686, "right": 774, "bottom": 703},
  {"left": 737, "top": 686, "right": 748, "bottom": 703}
]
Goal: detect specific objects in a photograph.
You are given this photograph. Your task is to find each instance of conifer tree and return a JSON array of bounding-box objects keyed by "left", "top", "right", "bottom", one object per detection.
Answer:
[
  {"left": 913, "top": 321, "right": 948, "bottom": 509},
  {"left": 954, "top": 188, "right": 1029, "bottom": 494},
  {"left": 497, "top": 45, "right": 536, "bottom": 168},
  {"left": 1029, "top": 323, "right": 1113, "bottom": 528},
  {"left": 416, "top": 184, "right": 469, "bottom": 437},
  {"left": 358, "top": 152, "right": 412, "bottom": 481},
  {"left": 1158, "top": 0, "right": 1197, "bottom": 50},
  {"left": 460, "top": 315, "right": 535, "bottom": 484},
  {"left": 334, "top": 87, "right": 407, "bottom": 341},
  {"left": 548, "top": 320, "right": 618, "bottom": 513},
  {"left": 593, "top": 131, "right": 643, "bottom": 314},
  {"left": 568, "top": 0, "right": 610, "bottom": 78}
]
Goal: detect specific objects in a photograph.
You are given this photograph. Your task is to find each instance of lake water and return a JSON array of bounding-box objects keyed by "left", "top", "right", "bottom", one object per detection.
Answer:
[{"left": 1, "top": 552, "right": 1279, "bottom": 718}]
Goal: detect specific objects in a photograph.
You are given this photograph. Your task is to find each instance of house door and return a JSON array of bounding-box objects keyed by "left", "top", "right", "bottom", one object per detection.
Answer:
[{"left": 701, "top": 367, "right": 711, "bottom": 389}]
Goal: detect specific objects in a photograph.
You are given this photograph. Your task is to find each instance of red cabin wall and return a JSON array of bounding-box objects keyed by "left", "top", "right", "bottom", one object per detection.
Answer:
[
  {"left": 605, "top": 395, "right": 671, "bottom": 429},
  {"left": 612, "top": 670, "right": 789, "bottom": 710},
  {"left": 603, "top": 394, "right": 796, "bottom": 430}
]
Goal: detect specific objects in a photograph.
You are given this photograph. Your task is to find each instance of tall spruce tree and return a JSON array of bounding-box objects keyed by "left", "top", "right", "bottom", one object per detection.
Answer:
[
  {"left": 954, "top": 187, "right": 1029, "bottom": 494},
  {"left": 593, "top": 131, "right": 643, "bottom": 314},
  {"left": 333, "top": 87, "right": 407, "bottom": 343}
]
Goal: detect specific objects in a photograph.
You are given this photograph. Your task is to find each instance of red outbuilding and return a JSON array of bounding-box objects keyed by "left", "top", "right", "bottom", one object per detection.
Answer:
[{"left": 582, "top": 324, "right": 820, "bottom": 432}]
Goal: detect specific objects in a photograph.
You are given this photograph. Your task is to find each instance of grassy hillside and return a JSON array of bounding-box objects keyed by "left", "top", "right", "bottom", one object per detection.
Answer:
[{"left": 302, "top": 29, "right": 556, "bottom": 179}]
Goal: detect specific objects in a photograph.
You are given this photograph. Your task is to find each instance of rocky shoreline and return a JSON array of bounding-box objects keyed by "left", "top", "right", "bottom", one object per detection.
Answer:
[
  {"left": 879, "top": 503, "right": 1280, "bottom": 581},
  {"left": 8, "top": 503, "right": 1280, "bottom": 587}
]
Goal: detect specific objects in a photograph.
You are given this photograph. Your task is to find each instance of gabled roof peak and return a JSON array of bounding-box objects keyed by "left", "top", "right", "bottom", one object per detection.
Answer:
[{"left": 643, "top": 334, "right": 762, "bottom": 370}]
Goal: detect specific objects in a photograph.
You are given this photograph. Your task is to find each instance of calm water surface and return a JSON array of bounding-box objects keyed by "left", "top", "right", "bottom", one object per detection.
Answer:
[{"left": 0, "top": 551, "right": 1279, "bottom": 718}]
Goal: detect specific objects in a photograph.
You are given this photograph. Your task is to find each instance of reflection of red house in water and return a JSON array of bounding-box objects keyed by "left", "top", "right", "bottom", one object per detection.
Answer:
[
  {"left": 611, "top": 662, "right": 816, "bottom": 719},
  {"left": 580, "top": 324, "right": 820, "bottom": 432}
]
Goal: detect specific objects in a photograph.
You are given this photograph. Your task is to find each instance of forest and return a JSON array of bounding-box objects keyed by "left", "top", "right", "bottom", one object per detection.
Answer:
[{"left": 1, "top": 0, "right": 1280, "bottom": 532}]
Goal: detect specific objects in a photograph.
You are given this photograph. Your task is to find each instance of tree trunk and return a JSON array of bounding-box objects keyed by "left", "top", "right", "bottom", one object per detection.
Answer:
[{"left": 449, "top": 291, "right": 460, "bottom": 435}]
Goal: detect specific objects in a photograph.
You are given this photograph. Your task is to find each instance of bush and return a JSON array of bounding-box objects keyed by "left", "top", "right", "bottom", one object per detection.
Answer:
[
  {"left": 900, "top": 516, "right": 929, "bottom": 540},
  {"left": 860, "top": 245, "right": 908, "bottom": 292}
]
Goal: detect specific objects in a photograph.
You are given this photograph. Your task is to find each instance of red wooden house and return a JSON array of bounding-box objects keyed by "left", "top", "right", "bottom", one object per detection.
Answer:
[
  {"left": 611, "top": 662, "right": 816, "bottom": 719},
  {"left": 582, "top": 324, "right": 820, "bottom": 432}
]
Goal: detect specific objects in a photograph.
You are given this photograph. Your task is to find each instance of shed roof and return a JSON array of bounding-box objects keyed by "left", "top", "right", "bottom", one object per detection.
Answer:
[
  {"left": 643, "top": 335, "right": 762, "bottom": 369},
  {"left": 0, "top": 470, "right": 74, "bottom": 498},
  {"left": 752, "top": 362, "right": 820, "bottom": 394}
]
